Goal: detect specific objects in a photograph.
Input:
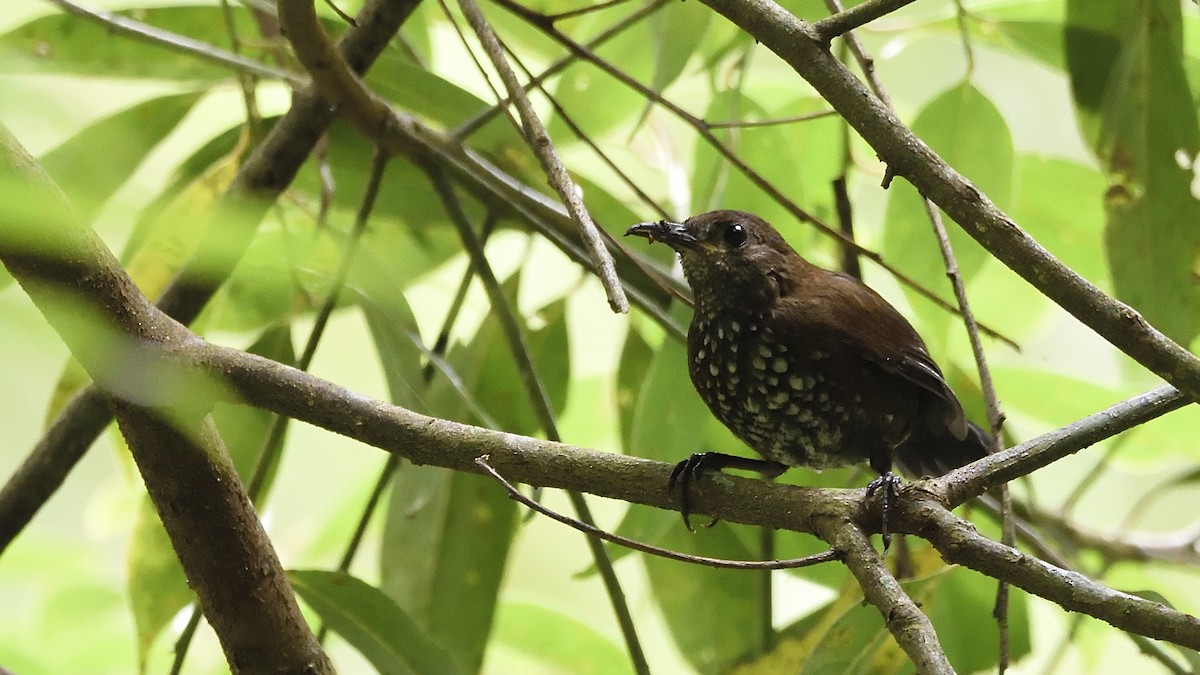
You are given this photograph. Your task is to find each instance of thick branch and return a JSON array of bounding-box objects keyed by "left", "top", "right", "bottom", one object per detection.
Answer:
[
  {"left": 697, "top": 0, "right": 1200, "bottom": 404},
  {"left": 911, "top": 501, "right": 1200, "bottom": 651},
  {"left": 0, "top": 124, "right": 330, "bottom": 671}
]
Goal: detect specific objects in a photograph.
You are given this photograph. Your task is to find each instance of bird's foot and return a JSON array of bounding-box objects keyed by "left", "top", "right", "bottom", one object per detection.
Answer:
[
  {"left": 865, "top": 472, "right": 902, "bottom": 554},
  {"left": 668, "top": 453, "right": 787, "bottom": 532}
]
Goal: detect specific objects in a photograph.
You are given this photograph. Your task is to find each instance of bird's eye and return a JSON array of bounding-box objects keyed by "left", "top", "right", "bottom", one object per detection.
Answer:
[{"left": 722, "top": 221, "right": 748, "bottom": 248}]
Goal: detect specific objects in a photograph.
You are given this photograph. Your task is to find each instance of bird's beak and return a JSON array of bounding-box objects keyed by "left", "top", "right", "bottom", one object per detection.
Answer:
[{"left": 624, "top": 220, "right": 698, "bottom": 249}]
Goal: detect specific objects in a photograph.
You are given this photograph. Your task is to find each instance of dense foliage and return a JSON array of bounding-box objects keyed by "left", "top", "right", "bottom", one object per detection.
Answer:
[{"left": 1, "top": 0, "right": 1199, "bottom": 673}]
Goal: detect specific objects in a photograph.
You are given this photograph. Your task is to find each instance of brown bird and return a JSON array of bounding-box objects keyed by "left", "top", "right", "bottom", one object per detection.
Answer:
[{"left": 625, "top": 210, "right": 989, "bottom": 544}]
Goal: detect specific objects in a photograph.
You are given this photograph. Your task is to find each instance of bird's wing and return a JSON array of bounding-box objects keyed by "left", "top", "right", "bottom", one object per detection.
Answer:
[{"left": 775, "top": 270, "right": 970, "bottom": 440}]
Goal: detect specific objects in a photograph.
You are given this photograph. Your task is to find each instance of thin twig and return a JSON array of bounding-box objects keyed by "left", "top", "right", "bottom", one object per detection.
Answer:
[
  {"left": 545, "top": 0, "right": 634, "bottom": 23},
  {"left": 952, "top": 0, "right": 976, "bottom": 76},
  {"left": 832, "top": 176, "right": 860, "bottom": 278},
  {"left": 425, "top": 166, "right": 649, "bottom": 675},
  {"left": 812, "top": 0, "right": 917, "bottom": 42},
  {"left": 475, "top": 456, "right": 839, "bottom": 570},
  {"left": 922, "top": 199, "right": 1013, "bottom": 668},
  {"left": 705, "top": 109, "right": 839, "bottom": 129},
  {"left": 455, "top": 0, "right": 628, "bottom": 313},
  {"left": 453, "top": 0, "right": 670, "bottom": 139},
  {"left": 937, "top": 385, "right": 1188, "bottom": 507}
]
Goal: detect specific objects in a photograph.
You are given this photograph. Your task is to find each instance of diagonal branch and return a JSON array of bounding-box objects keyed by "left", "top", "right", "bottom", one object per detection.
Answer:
[
  {"left": 0, "top": 121, "right": 331, "bottom": 673},
  {"left": 937, "top": 385, "right": 1187, "bottom": 507},
  {"left": 910, "top": 501, "right": 1200, "bottom": 651},
  {"left": 454, "top": 0, "right": 628, "bottom": 312},
  {"left": 812, "top": 515, "right": 953, "bottom": 673}
]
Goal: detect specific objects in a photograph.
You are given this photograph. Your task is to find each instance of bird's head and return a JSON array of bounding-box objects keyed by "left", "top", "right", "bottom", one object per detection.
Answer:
[{"left": 625, "top": 210, "right": 807, "bottom": 313}]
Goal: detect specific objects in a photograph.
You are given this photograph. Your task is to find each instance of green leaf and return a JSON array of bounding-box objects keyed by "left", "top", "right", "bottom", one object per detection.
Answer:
[
  {"left": 649, "top": 1, "right": 710, "bottom": 94},
  {"left": 615, "top": 325, "right": 655, "bottom": 454},
  {"left": 364, "top": 54, "right": 520, "bottom": 156},
  {"left": 289, "top": 570, "right": 462, "bottom": 675},
  {"left": 380, "top": 466, "right": 517, "bottom": 674},
  {"left": 361, "top": 286, "right": 427, "bottom": 413},
  {"left": 211, "top": 325, "right": 295, "bottom": 483},
  {"left": 1010, "top": 154, "right": 1108, "bottom": 285},
  {"left": 645, "top": 523, "right": 765, "bottom": 674},
  {"left": 127, "top": 499, "right": 192, "bottom": 672},
  {"left": 884, "top": 81, "right": 1014, "bottom": 343},
  {"left": 40, "top": 91, "right": 203, "bottom": 221},
  {"left": 490, "top": 601, "right": 631, "bottom": 675},
  {"left": 923, "top": 566, "right": 1031, "bottom": 672},
  {"left": 0, "top": 6, "right": 267, "bottom": 81},
  {"left": 1066, "top": 0, "right": 1200, "bottom": 346}
]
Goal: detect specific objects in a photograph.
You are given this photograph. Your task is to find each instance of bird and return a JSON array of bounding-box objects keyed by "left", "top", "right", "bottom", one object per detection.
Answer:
[{"left": 625, "top": 210, "right": 990, "bottom": 546}]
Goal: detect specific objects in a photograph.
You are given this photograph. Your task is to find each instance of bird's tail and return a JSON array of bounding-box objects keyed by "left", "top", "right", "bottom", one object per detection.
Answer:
[{"left": 894, "top": 421, "right": 992, "bottom": 479}]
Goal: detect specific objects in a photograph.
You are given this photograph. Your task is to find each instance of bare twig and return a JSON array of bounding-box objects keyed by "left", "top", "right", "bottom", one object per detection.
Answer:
[
  {"left": 937, "top": 385, "right": 1187, "bottom": 507},
  {"left": 812, "top": 0, "right": 917, "bottom": 42},
  {"left": 425, "top": 165, "right": 649, "bottom": 675},
  {"left": 186, "top": 338, "right": 1200, "bottom": 654},
  {"left": 922, "top": 200, "right": 1013, "bottom": 667},
  {"left": 913, "top": 502, "right": 1200, "bottom": 651},
  {"left": 705, "top": 109, "right": 838, "bottom": 129},
  {"left": 475, "top": 456, "right": 839, "bottom": 570},
  {"left": 454, "top": 0, "right": 628, "bottom": 312}
]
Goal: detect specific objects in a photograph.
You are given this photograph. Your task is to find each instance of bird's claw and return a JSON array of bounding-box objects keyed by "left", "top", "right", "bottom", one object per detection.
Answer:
[
  {"left": 668, "top": 453, "right": 720, "bottom": 532},
  {"left": 865, "top": 472, "right": 902, "bottom": 554}
]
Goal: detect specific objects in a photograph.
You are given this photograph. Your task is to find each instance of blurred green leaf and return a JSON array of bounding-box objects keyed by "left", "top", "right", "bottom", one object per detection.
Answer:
[
  {"left": 0, "top": 5, "right": 268, "bottom": 80},
  {"left": 361, "top": 286, "right": 427, "bottom": 413},
  {"left": 615, "top": 324, "right": 654, "bottom": 453},
  {"left": 884, "top": 81, "right": 1013, "bottom": 344},
  {"left": 1066, "top": 0, "right": 1200, "bottom": 346},
  {"left": 40, "top": 91, "right": 203, "bottom": 221},
  {"left": 649, "top": 1, "right": 710, "bottom": 94},
  {"left": 645, "top": 523, "right": 765, "bottom": 674},
  {"left": 289, "top": 569, "right": 463, "bottom": 675},
  {"left": 692, "top": 92, "right": 807, "bottom": 235},
  {"left": 491, "top": 601, "right": 631, "bottom": 675},
  {"left": 380, "top": 466, "right": 517, "bottom": 674},
  {"left": 1010, "top": 154, "right": 1107, "bottom": 285},
  {"left": 127, "top": 499, "right": 192, "bottom": 672},
  {"left": 365, "top": 54, "right": 521, "bottom": 157}
]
